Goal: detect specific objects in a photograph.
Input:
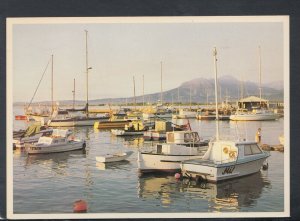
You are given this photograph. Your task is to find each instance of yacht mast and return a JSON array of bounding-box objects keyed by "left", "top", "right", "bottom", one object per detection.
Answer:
[
  {"left": 160, "top": 61, "right": 163, "bottom": 105},
  {"left": 133, "top": 76, "right": 136, "bottom": 110},
  {"left": 72, "top": 78, "right": 76, "bottom": 109},
  {"left": 51, "top": 54, "right": 54, "bottom": 114},
  {"left": 85, "top": 30, "right": 90, "bottom": 117},
  {"left": 213, "top": 47, "right": 219, "bottom": 140},
  {"left": 258, "top": 46, "right": 262, "bottom": 105},
  {"left": 189, "top": 87, "right": 192, "bottom": 109},
  {"left": 142, "top": 75, "right": 145, "bottom": 106}
]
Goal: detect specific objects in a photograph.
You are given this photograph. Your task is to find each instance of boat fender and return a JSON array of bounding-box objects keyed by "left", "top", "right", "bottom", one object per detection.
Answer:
[
  {"left": 262, "top": 162, "right": 269, "bottom": 170},
  {"left": 174, "top": 173, "right": 181, "bottom": 179}
]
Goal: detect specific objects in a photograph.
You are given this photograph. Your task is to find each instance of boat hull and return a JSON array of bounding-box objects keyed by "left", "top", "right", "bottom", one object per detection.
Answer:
[
  {"left": 229, "top": 113, "right": 279, "bottom": 121},
  {"left": 181, "top": 156, "right": 268, "bottom": 182},
  {"left": 96, "top": 151, "right": 133, "bottom": 163},
  {"left": 26, "top": 140, "right": 85, "bottom": 154},
  {"left": 137, "top": 152, "right": 203, "bottom": 174},
  {"left": 48, "top": 117, "right": 109, "bottom": 127},
  {"left": 94, "top": 120, "right": 131, "bottom": 129},
  {"left": 111, "top": 129, "right": 145, "bottom": 136}
]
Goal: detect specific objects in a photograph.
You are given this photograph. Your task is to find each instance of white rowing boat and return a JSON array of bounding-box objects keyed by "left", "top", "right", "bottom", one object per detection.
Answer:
[{"left": 96, "top": 151, "right": 133, "bottom": 163}]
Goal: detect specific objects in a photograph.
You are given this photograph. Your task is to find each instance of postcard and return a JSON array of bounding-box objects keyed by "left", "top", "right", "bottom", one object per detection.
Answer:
[{"left": 7, "top": 16, "right": 289, "bottom": 219}]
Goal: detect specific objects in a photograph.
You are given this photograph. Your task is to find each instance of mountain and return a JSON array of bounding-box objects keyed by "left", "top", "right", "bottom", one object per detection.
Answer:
[
  {"left": 15, "top": 75, "right": 283, "bottom": 106},
  {"left": 87, "top": 75, "right": 283, "bottom": 105}
]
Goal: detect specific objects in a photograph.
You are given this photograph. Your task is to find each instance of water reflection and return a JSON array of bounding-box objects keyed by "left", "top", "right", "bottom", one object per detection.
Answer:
[
  {"left": 24, "top": 150, "right": 86, "bottom": 176},
  {"left": 138, "top": 172, "right": 271, "bottom": 211},
  {"left": 95, "top": 161, "right": 131, "bottom": 171}
]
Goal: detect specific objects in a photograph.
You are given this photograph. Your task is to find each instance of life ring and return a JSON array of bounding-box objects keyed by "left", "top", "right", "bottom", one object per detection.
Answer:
[
  {"left": 223, "top": 147, "right": 229, "bottom": 154},
  {"left": 229, "top": 151, "right": 237, "bottom": 158}
]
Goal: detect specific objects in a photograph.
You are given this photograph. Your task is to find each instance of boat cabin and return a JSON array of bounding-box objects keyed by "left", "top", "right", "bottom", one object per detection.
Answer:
[
  {"left": 237, "top": 96, "right": 269, "bottom": 111},
  {"left": 166, "top": 131, "right": 200, "bottom": 145},
  {"left": 202, "top": 140, "right": 264, "bottom": 164},
  {"left": 36, "top": 129, "right": 72, "bottom": 145}
]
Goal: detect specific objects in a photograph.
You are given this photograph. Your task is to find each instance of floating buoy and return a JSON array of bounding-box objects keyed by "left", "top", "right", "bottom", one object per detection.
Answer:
[
  {"left": 73, "top": 199, "right": 87, "bottom": 213},
  {"left": 174, "top": 173, "right": 181, "bottom": 179}
]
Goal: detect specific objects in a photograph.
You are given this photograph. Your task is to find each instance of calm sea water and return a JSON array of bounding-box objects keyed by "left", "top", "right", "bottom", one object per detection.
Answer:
[{"left": 13, "top": 106, "right": 285, "bottom": 214}]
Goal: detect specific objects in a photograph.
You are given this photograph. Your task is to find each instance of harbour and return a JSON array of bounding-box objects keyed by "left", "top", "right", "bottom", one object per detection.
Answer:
[
  {"left": 9, "top": 17, "right": 288, "bottom": 218},
  {"left": 13, "top": 105, "right": 284, "bottom": 213}
]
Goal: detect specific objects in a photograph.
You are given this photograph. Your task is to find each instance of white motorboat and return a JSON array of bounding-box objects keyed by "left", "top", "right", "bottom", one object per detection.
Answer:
[
  {"left": 180, "top": 47, "right": 270, "bottom": 183},
  {"left": 229, "top": 108, "right": 279, "bottom": 121},
  {"left": 96, "top": 151, "right": 133, "bottom": 163},
  {"left": 181, "top": 139, "right": 270, "bottom": 182},
  {"left": 138, "top": 130, "right": 209, "bottom": 174},
  {"left": 230, "top": 47, "right": 280, "bottom": 121},
  {"left": 26, "top": 129, "right": 86, "bottom": 154}
]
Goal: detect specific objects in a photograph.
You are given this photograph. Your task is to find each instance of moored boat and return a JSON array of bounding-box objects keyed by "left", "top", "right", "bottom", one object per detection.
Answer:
[
  {"left": 138, "top": 130, "right": 209, "bottom": 174},
  {"left": 180, "top": 47, "right": 270, "bottom": 183},
  {"left": 181, "top": 139, "right": 270, "bottom": 182},
  {"left": 26, "top": 129, "right": 85, "bottom": 154},
  {"left": 13, "top": 123, "right": 53, "bottom": 149},
  {"left": 96, "top": 151, "right": 133, "bottom": 163},
  {"left": 229, "top": 107, "right": 279, "bottom": 121},
  {"left": 111, "top": 121, "right": 147, "bottom": 136}
]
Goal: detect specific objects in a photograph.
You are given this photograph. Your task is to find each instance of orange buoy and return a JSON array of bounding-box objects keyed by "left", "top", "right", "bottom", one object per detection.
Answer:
[{"left": 73, "top": 199, "right": 87, "bottom": 213}]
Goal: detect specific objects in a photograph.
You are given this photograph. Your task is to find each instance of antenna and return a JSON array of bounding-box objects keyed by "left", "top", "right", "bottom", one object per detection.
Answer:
[{"left": 213, "top": 47, "right": 220, "bottom": 140}]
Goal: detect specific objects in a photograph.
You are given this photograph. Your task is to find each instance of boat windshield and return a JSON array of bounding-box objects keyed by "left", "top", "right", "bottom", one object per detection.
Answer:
[{"left": 184, "top": 132, "right": 200, "bottom": 143}]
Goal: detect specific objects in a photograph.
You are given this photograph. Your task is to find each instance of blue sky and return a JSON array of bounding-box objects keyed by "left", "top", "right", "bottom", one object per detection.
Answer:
[{"left": 12, "top": 19, "right": 284, "bottom": 102}]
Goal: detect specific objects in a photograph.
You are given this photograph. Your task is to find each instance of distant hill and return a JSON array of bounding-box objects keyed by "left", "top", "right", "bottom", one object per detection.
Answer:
[
  {"left": 14, "top": 75, "right": 283, "bottom": 106},
  {"left": 87, "top": 75, "right": 283, "bottom": 105}
]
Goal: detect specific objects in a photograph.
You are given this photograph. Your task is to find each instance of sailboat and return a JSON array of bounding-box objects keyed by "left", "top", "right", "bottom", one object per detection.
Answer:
[
  {"left": 230, "top": 47, "right": 279, "bottom": 121},
  {"left": 25, "top": 55, "right": 56, "bottom": 123},
  {"left": 48, "top": 30, "right": 109, "bottom": 127},
  {"left": 181, "top": 47, "right": 270, "bottom": 183}
]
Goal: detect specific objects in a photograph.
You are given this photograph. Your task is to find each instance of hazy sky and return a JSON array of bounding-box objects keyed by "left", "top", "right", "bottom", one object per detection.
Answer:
[{"left": 12, "top": 19, "right": 284, "bottom": 102}]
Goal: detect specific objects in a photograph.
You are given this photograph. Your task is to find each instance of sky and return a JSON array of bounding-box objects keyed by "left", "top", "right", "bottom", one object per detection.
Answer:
[{"left": 11, "top": 18, "right": 285, "bottom": 102}]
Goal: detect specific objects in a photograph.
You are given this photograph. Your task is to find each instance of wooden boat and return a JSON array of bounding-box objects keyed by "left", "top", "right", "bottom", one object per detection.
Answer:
[
  {"left": 26, "top": 129, "right": 85, "bottom": 154},
  {"left": 96, "top": 151, "right": 133, "bottom": 163}
]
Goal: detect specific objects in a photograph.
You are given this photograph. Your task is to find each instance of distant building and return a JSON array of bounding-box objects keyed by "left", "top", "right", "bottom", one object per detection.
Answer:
[{"left": 237, "top": 96, "right": 269, "bottom": 110}]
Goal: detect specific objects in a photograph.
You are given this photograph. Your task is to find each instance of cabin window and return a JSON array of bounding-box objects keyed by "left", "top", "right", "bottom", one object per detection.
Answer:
[
  {"left": 167, "top": 133, "right": 174, "bottom": 143},
  {"left": 250, "top": 144, "right": 262, "bottom": 154},
  {"left": 244, "top": 145, "right": 253, "bottom": 156},
  {"left": 184, "top": 133, "right": 193, "bottom": 142}
]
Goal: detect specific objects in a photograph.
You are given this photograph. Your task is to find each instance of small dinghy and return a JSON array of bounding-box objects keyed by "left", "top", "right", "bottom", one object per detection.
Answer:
[{"left": 96, "top": 151, "right": 134, "bottom": 163}]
